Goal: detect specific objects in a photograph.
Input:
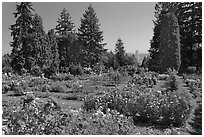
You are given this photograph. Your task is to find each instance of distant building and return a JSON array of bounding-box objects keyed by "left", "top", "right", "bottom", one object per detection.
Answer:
[
  {"left": 127, "top": 50, "right": 149, "bottom": 65},
  {"left": 135, "top": 50, "right": 139, "bottom": 64}
]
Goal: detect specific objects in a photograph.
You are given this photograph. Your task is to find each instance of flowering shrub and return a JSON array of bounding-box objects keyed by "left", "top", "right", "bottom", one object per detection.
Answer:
[
  {"left": 50, "top": 73, "right": 74, "bottom": 81},
  {"left": 130, "top": 72, "right": 157, "bottom": 88},
  {"left": 183, "top": 74, "right": 202, "bottom": 99},
  {"left": 83, "top": 87, "right": 191, "bottom": 127},
  {"left": 28, "top": 77, "right": 51, "bottom": 87},
  {"left": 89, "top": 71, "right": 127, "bottom": 86},
  {"left": 2, "top": 95, "right": 137, "bottom": 135},
  {"left": 63, "top": 108, "right": 135, "bottom": 135},
  {"left": 165, "top": 70, "right": 179, "bottom": 91},
  {"left": 3, "top": 96, "right": 71, "bottom": 135},
  {"left": 30, "top": 66, "right": 42, "bottom": 77}
]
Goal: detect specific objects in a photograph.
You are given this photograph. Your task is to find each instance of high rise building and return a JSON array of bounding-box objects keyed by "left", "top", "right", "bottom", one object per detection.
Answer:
[{"left": 135, "top": 50, "right": 139, "bottom": 64}]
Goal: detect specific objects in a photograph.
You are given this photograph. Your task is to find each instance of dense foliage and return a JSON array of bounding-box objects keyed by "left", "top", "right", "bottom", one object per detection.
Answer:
[
  {"left": 55, "top": 8, "right": 77, "bottom": 68},
  {"left": 149, "top": 2, "right": 202, "bottom": 73},
  {"left": 159, "top": 12, "right": 181, "bottom": 72},
  {"left": 115, "top": 38, "right": 126, "bottom": 67},
  {"left": 10, "top": 2, "right": 34, "bottom": 72},
  {"left": 77, "top": 4, "right": 107, "bottom": 67}
]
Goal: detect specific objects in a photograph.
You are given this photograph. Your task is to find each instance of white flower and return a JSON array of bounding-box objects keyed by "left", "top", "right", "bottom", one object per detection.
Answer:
[
  {"left": 156, "top": 90, "right": 162, "bottom": 94},
  {"left": 119, "top": 114, "right": 124, "bottom": 117}
]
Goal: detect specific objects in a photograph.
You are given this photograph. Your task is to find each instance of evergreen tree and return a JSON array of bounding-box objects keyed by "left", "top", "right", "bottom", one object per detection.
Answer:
[
  {"left": 2, "top": 54, "right": 12, "bottom": 68},
  {"left": 2, "top": 53, "right": 13, "bottom": 73},
  {"left": 124, "top": 53, "right": 137, "bottom": 66},
  {"left": 104, "top": 51, "right": 115, "bottom": 69},
  {"left": 159, "top": 12, "right": 181, "bottom": 72},
  {"left": 78, "top": 4, "right": 106, "bottom": 67},
  {"left": 10, "top": 2, "right": 34, "bottom": 72},
  {"left": 55, "top": 8, "right": 77, "bottom": 68},
  {"left": 177, "top": 2, "right": 202, "bottom": 72},
  {"left": 47, "top": 29, "right": 60, "bottom": 74},
  {"left": 148, "top": 2, "right": 177, "bottom": 71},
  {"left": 149, "top": 2, "right": 202, "bottom": 73},
  {"left": 30, "top": 14, "right": 48, "bottom": 69},
  {"left": 115, "top": 38, "right": 126, "bottom": 67},
  {"left": 141, "top": 56, "right": 150, "bottom": 68},
  {"left": 41, "top": 34, "right": 53, "bottom": 71}
]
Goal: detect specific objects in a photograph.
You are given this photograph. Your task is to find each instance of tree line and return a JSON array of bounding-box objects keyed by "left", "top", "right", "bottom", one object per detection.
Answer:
[
  {"left": 3, "top": 2, "right": 202, "bottom": 75},
  {"left": 4, "top": 2, "right": 136, "bottom": 75},
  {"left": 147, "top": 2, "right": 202, "bottom": 73}
]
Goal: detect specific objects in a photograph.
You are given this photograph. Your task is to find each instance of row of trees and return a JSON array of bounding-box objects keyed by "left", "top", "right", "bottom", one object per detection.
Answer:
[
  {"left": 7, "top": 2, "right": 137, "bottom": 75},
  {"left": 148, "top": 2, "right": 202, "bottom": 73},
  {"left": 9, "top": 2, "right": 106, "bottom": 74}
]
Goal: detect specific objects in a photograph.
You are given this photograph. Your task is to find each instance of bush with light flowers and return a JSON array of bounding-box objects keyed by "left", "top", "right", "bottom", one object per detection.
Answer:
[
  {"left": 2, "top": 94, "right": 71, "bottom": 135},
  {"left": 83, "top": 86, "right": 191, "bottom": 127}
]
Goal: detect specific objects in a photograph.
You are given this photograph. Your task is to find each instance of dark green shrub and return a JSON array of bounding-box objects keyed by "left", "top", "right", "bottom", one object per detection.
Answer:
[
  {"left": 165, "top": 69, "right": 179, "bottom": 91},
  {"left": 69, "top": 64, "right": 84, "bottom": 76},
  {"left": 30, "top": 66, "right": 42, "bottom": 77},
  {"left": 159, "top": 12, "right": 181, "bottom": 73},
  {"left": 43, "top": 66, "right": 56, "bottom": 78},
  {"left": 49, "top": 82, "right": 67, "bottom": 93}
]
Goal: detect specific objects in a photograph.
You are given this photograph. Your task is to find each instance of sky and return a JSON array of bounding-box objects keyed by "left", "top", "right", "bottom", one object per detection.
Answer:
[{"left": 2, "top": 2, "right": 155, "bottom": 55}]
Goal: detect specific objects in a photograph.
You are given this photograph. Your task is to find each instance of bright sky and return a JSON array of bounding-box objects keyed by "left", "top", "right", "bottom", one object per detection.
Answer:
[{"left": 2, "top": 1, "right": 155, "bottom": 55}]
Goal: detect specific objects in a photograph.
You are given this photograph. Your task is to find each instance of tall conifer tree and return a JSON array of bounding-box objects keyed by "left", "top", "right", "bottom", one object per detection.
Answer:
[
  {"left": 30, "top": 14, "right": 48, "bottom": 69},
  {"left": 159, "top": 12, "right": 181, "bottom": 72},
  {"left": 56, "top": 8, "right": 77, "bottom": 68},
  {"left": 47, "top": 29, "right": 60, "bottom": 74},
  {"left": 10, "top": 2, "right": 34, "bottom": 72},
  {"left": 149, "top": 2, "right": 202, "bottom": 72},
  {"left": 78, "top": 4, "right": 106, "bottom": 67},
  {"left": 115, "top": 38, "right": 126, "bottom": 67}
]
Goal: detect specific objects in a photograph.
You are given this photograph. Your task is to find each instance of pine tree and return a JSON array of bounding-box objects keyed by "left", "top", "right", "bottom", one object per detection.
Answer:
[
  {"left": 115, "top": 38, "right": 126, "bottom": 67},
  {"left": 124, "top": 53, "right": 137, "bottom": 66},
  {"left": 2, "top": 53, "right": 13, "bottom": 73},
  {"left": 78, "top": 4, "right": 106, "bottom": 67},
  {"left": 104, "top": 51, "right": 115, "bottom": 69},
  {"left": 30, "top": 14, "right": 48, "bottom": 69},
  {"left": 55, "top": 8, "right": 77, "bottom": 68},
  {"left": 141, "top": 56, "right": 150, "bottom": 68},
  {"left": 148, "top": 2, "right": 177, "bottom": 71},
  {"left": 177, "top": 2, "right": 202, "bottom": 72},
  {"left": 41, "top": 34, "right": 52, "bottom": 72},
  {"left": 10, "top": 2, "right": 34, "bottom": 72},
  {"left": 149, "top": 2, "right": 202, "bottom": 73},
  {"left": 47, "top": 29, "right": 60, "bottom": 74},
  {"left": 159, "top": 12, "right": 181, "bottom": 72}
]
